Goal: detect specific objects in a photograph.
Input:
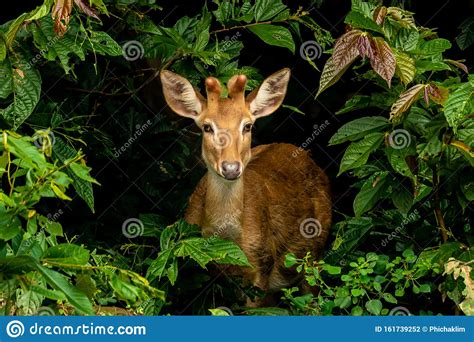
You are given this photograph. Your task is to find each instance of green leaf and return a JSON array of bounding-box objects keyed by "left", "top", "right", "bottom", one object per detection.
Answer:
[
  {"left": 365, "top": 299, "right": 382, "bottom": 315},
  {"left": 0, "top": 37, "right": 6, "bottom": 62},
  {"left": 329, "top": 117, "right": 389, "bottom": 145},
  {"left": 175, "top": 238, "right": 213, "bottom": 268},
  {"left": 353, "top": 172, "right": 389, "bottom": 216},
  {"left": 0, "top": 54, "right": 41, "bottom": 130},
  {"left": 88, "top": 31, "right": 122, "bottom": 56},
  {"left": 444, "top": 81, "right": 474, "bottom": 131},
  {"left": 338, "top": 132, "right": 384, "bottom": 175},
  {"left": 394, "top": 50, "right": 415, "bottom": 85},
  {"left": 323, "top": 264, "right": 341, "bottom": 275},
  {"left": 43, "top": 244, "right": 90, "bottom": 265},
  {"left": 36, "top": 265, "right": 94, "bottom": 315},
  {"left": 30, "top": 285, "right": 66, "bottom": 301},
  {"left": 146, "top": 249, "right": 173, "bottom": 282},
  {"left": 248, "top": 24, "right": 295, "bottom": 53},
  {"left": 391, "top": 184, "right": 413, "bottom": 214},
  {"left": 0, "top": 211, "right": 22, "bottom": 240},
  {"left": 344, "top": 11, "right": 383, "bottom": 33},
  {"left": 413, "top": 38, "right": 451, "bottom": 55},
  {"left": 53, "top": 138, "right": 95, "bottom": 213},
  {"left": 284, "top": 253, "right": 298, "bottom": 268},
  {"left": 382, "top": 293, "right": 398, "bottom": 304},
  {"left": 456, "top": 18, "right": 474, "bottom": 50},
  {"left": 253, "top": 0, "right": 287, "bottom": 22},
  {"left": 31, "top": 17, "right": 86, "bottom": 74},
  {"left": 204, "top": 238, "right": 250, "bottom": 266},
  {"left": 69, "top": 162, "right": 100, "bottom": 185},
  {"left": 395, "top": 28, "right": 419, "bottom": 51},
  {"left": 0, "top": 255, "right": 38, "bottom": 274},
  {"left": 0, "top": 59, "right": 13, "bottom": 98}
]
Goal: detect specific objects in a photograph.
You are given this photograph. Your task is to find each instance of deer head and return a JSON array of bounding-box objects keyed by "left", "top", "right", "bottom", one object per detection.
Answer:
[{"left": 161, "top": 68, "right": 290, "bottom": 181}]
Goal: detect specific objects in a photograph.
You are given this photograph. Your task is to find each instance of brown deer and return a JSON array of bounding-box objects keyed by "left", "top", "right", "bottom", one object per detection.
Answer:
[{"left": 160, "top": 68, "right": 331, "bottom": 304}]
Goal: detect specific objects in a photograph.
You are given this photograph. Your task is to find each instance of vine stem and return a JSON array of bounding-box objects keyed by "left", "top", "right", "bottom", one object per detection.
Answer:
[{"left": 432, "top": 166, "right": 448, "bottom": 242}]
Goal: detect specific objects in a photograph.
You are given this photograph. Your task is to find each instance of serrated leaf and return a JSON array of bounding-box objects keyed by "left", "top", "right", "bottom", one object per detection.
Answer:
[
  {"left": 88, "top": 31, "right": 122, "bottom": 56},
  {"left": 389, "top": 84, "right": 425, "bottom": 122},
  {"left": 353, "top": 172, "right": 389, "bottom": 216},
  {"left": 338, "top": 132, "right": 384, "bottom": 175},
  {"left": 329, "top": 117, "right": 389, "bottom": 145},
  {"left": 248, "top": 24, "right": 295, "bottom": 53},
  {"left": 0, "top": 54, "right": 41, "bottom": 130},
  {"left": 444, "top": 81, "right": 474, "bottom": 131},
  {"left": 394, "top": 50, "right": 415, "bottom": 85},
  {"left": 370, "top": 37, "right": 396, "bottom": 87},
  {"left": 32, "top": 17, "right": 86, "bottom": 74},
  {"left": 53, "top": 137, "right": 95, "bottom": 212},
  {"left": 146, "top": 249, "right": 173, "bottom": 282}
]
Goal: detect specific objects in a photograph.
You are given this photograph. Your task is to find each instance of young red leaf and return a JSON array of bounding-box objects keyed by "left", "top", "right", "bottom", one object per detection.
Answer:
[
  {"left": 390, "top": 84, "right": 425, "bottom": 121},
  {"left": 52, "top": 0, "right": 73, "bottom": 35},
  {"left": 370, "top": 37, "right": 396, "bottom": 87}
]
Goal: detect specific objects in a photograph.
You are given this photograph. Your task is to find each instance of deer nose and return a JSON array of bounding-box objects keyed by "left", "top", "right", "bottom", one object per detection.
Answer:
[{"left": 221, "top": 161, "right": 241, "bottom": 180}]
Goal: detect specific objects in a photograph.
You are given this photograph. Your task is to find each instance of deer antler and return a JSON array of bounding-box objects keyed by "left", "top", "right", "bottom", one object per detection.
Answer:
[
  {"left": 205, "top": 77, "right": 222, "bottom": 110},
  {"left": 227, "top": 74, "right": 247, "bottom": 105}
]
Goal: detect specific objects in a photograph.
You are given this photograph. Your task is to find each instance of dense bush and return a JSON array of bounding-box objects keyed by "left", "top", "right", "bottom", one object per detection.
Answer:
[{"left": 0, "top": 0, "right": 472, "bottom": 316}]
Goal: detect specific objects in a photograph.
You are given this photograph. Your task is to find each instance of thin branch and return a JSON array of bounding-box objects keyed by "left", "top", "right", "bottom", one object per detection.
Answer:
[{"left": 432, "top": 166, "right": 448, "bottom": 243}]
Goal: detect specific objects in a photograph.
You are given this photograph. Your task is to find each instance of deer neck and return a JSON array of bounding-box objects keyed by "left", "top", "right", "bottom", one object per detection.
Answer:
[{"left": 204, "top": 171, "right": 244, "bottom": 240}]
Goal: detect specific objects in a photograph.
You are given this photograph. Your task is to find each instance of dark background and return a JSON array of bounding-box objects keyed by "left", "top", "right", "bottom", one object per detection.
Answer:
[{"left": 3, "top": 0, "right": 473, "bottom": 246}]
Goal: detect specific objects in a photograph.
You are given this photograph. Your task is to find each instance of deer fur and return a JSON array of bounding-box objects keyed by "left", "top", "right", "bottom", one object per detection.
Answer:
[{"left": 160, "top": 68, "right": 332, "bottom": 304}]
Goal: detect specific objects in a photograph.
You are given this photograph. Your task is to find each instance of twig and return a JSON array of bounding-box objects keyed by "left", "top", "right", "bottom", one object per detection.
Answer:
[{"left": 432, "top": 166, "right": 448, "bottom": 242}]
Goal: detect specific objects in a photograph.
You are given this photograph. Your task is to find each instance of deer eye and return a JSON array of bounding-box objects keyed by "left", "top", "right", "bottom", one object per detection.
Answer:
[
  {"left": 203, "top": 124, "right": 213, "bottom": 133},
  {"left": 243, "top": 123, "right": 253, "bottom": 133}
]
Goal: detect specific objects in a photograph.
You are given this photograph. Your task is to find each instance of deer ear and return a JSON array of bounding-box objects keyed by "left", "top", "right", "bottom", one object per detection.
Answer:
[
  {"left": 160, "top": 70, "right": 204, "bottom": 119},
  {"left": 247, "top": 68, "right": 290, "bottom": 118}
]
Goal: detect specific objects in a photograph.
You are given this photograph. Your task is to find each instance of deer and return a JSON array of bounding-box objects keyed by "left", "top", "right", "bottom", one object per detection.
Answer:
[{"left": 160, "top": 68, "right": 332, "bottom": 305}]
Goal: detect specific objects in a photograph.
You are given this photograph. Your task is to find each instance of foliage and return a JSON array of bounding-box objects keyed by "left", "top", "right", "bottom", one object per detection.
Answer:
[{"left": 0, "top": 0, "right": 472, "bottom": 316}]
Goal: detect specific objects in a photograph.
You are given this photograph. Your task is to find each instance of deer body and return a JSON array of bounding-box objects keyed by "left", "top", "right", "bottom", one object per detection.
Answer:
[{"left": 161, "top": 68, "right": 331, "bottom": 297}]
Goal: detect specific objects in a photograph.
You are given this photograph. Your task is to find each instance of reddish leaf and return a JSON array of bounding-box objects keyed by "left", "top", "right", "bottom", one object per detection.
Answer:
[
  {"left": 426, "top": 84, "right": 449, "bottom": 105},
  {"left": 373, "top": 6, "right": 388, "bottom": 25},
  {"left": 444, "top": 59, "right": 469, "bottom": 74},
  {"left": 332, "top": 29, "right": 363, "bottom": 69},
  {"left": 317, "top": 30, "right": 363, "bottom": 96},
  {"left": 370, "top": 37, "right": 396, "bottom": 87},
  {"left": 52, "top": 0, "right": 73, "bottom": 35},
  {"left": 73, "top": 0, "right": 99, "bottom": 19},
  {"left": 390, "top": 84, "right": 425, "bottom": 121},
  {"left": 357, "top": 34, "right": 375, "bottom": 60}
]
